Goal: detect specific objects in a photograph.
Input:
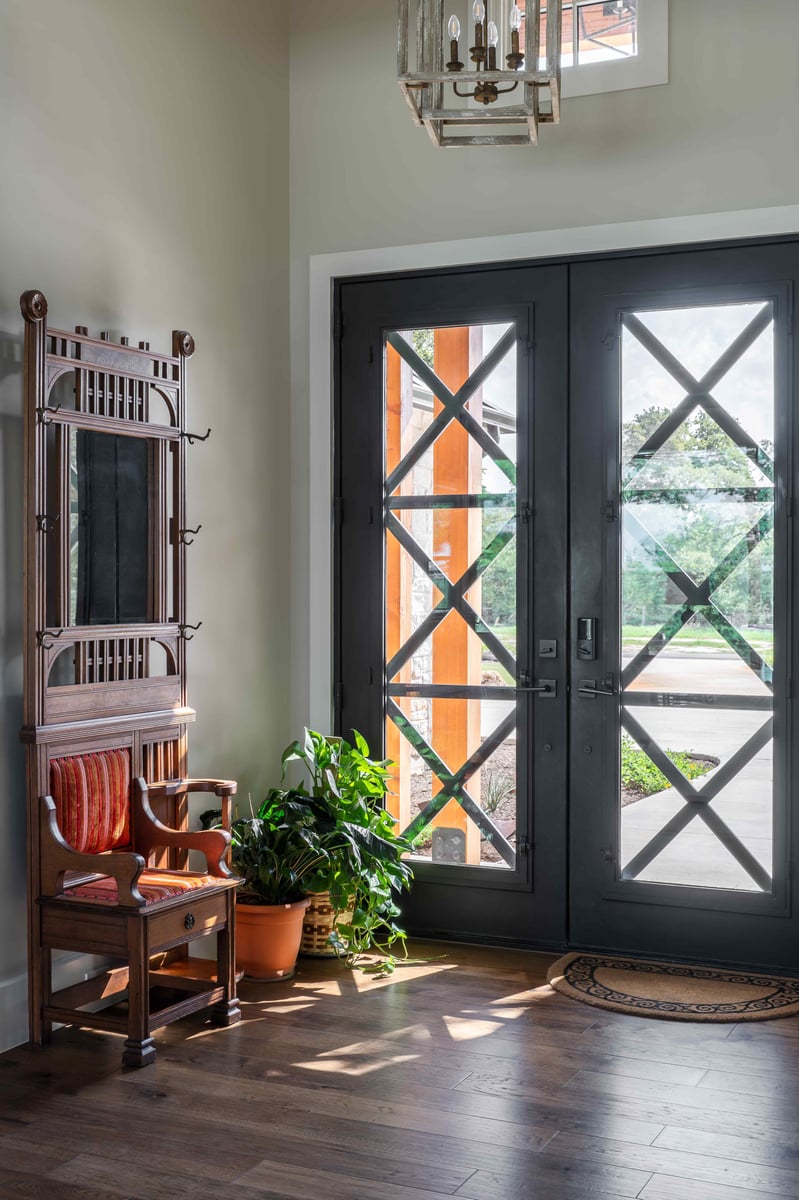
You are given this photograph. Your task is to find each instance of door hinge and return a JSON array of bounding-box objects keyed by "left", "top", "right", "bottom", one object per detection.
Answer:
[
  {"left": 368, "top": 344, "right": 375, "bottom": 364},
  {"left": 600, "top": 845, "right": 615, "bottom": 864},
  {"left": 517, "top": 837, "right": 532, "bottom": 856},
  {"left": 601, "top": 501, "right": 617, "bottom": 522},
  {"left": 333, "top": 496, "right": 344, "bottom": 526},
  {"left": 519, "top": 501, "right": 532, "bottom": 524},
  {"left": 334, "top": 681, "right": 344, "bottom": 712}
]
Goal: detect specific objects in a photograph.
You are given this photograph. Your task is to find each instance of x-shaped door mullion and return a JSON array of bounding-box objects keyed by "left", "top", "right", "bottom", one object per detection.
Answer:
[
  {"left": 622, "top": 710, "right": 700, "bottom": 802},
  {"left": 385, "top": 328, "right": 517, "bottom": 496},
  {"left": 386, "top": 699, "right": 516, "bottom": 866},
  {"left": 385, "top": 513, "right": 517, "bottom": 680},
  {"left": 622, "top": 306, "right": 774, "bottom": 486},
  {"left": 622, "top": 510, "right": 774, "bottom": 690},
  {"left": 621, "top": 713, "right": 774, "bottom": 888}
]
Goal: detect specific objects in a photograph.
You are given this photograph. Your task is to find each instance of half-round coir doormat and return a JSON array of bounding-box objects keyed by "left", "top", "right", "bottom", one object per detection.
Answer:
[{"left": 547, "top": 953, "right": 799, "bottom": 1022}]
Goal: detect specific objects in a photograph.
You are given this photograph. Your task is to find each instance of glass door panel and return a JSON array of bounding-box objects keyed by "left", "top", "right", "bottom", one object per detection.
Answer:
[
  {"left": 619, "top": 302, "right": 775, "bottom": 893},
  {"left": 384, "top": 322, "right": 521, "bottom": 871}
]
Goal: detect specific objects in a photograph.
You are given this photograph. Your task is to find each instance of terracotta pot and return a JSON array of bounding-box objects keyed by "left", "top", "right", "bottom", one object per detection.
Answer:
[{"left": 236, "top": 898, "right": 311, "bottom": 981}]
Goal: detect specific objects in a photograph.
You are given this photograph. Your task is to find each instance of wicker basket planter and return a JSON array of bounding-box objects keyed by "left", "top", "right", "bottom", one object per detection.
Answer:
[{"left": 300, "top": 891, "right": 351, "bottom": 957}]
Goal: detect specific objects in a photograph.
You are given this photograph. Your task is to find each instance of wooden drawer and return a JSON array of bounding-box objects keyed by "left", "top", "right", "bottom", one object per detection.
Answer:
[{"left": 148, "top": 890, "right": 228, "bottom": 953}]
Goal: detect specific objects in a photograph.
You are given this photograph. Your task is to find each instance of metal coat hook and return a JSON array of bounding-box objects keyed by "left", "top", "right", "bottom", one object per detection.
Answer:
[
  {"left": 179, "top": 525, "right": 203, "bottom": 546},
  {"left": 36, "top": 513, "right": 61, "bottom": 534},
  {"left": 36, "top": 404, "right": 63, "bottom": 425},
  {"left": 178, "top": 622, "right": 203, "bottom": 641},
  {"left": 182, "top": 428, "right": 212, "bottom": 445},
  {"left": 37, "top": 628, "right": 64, "bottom": 651}
]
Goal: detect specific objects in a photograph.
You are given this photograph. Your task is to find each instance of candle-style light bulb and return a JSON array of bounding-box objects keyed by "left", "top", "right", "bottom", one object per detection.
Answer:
[
  {"left": 507, "top": 1, "right": 524, "bottom": 68},
  {"left": 473, "top": 1, "right": 485, "bottom": 22},
  {"left": 446, "top": 13, "right": 464, "bottom": 71},
  {"left": 487, "top": 20, "right": 499, "bottom": 47}
]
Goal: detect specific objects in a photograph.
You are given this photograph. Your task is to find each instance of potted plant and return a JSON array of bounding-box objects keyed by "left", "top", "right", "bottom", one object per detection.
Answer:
[
  {"left": 229, "top": 790, "right": 325, "bottom": 980},
  {"left": 277, "top": 729, "right": 413, "bottom": 974},
  {"left": 224, "top": 730, "right": 413, "bottom": 980}
]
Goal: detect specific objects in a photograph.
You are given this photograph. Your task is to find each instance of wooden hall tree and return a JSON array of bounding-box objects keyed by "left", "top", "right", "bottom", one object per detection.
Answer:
[{"left": 20, "top": 291, "right": 240, "bottom": 1067}]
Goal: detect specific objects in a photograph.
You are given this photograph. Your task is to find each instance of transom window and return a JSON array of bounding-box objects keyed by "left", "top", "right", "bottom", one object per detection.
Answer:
[{"left": 542, "top": 0, "right": 667, "bottom": 99}]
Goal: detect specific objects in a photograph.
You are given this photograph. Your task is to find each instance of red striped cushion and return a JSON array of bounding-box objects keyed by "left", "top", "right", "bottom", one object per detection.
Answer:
[
  {"left": 50, "top": 749, "right": 131, "bottom": 854},
  {"left": 63, "top": 870, "right": 219, "bottom": 906}
]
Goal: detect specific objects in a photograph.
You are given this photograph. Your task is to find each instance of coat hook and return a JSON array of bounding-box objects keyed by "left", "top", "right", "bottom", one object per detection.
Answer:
[
  {"left": 36, "top": 513, "right": 61, "bottom": 534},
  {"left": 37, "top": 628, "right": 64, "bottom": 651},
  {"left": 182, "top": 428, "right": 212, "bottom": 445},
  {"left": 36, "top": 404, "right": 63, "bottom": 426},
  {"left": 178, "top": 622, "right": 203, "bottom": 641},
  {"left": 179, "top": 525, "right": 203, "bottom": 546}
]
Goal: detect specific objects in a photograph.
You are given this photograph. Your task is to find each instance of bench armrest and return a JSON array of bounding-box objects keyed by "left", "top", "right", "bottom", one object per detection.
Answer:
[
  {"left": 133, "top": 779, "right": 232, "bottom": 877},
  {"left": 145, "top": 778, "right": 237, "bottom": 799},
  {"left": 39, "top": 796, "right": 146, "bottom": 907}
]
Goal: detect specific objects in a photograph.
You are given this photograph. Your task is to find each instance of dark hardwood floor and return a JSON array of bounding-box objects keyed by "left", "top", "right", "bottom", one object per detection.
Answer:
[{"left": 3, "top": 941, "right": 799, "bottom": 1199}]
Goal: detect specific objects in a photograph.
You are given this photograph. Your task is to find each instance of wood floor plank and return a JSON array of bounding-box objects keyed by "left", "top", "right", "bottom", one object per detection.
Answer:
[
  {"left": 2, "top": 942, "right": 799, "bottom": 1200},
  {"left": 543, "top": 1131, "right": 799, "bottom": 1197},
  {"left": 563, "top": 1067, "right": 795, "bottom": 1120},
  {"left": 655, "top": 1126, "right": 799, "bottom": 1171},
  {"left": 452, "top": 1158, "right": 651, "bottom": 1199},
  {"left": 50, "top": 1154, "right": 254, "bottom": 1200},
  {"left": 640, "top": 1175, "right": 784, "bottom": 1200},
  {"left": 236, "top": 1158, "right": 473, "bottom": 1199}
]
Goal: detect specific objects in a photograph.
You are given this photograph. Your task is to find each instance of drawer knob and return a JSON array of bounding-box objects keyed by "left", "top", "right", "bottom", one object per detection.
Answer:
[{"left": 184, "top": 912, "right": 196, "bottom": 930}]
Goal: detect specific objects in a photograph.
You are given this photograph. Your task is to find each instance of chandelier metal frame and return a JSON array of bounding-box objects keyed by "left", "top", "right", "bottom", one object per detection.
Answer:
[{"left": 398, "top": 0, "right": 563, "bottom": 148}]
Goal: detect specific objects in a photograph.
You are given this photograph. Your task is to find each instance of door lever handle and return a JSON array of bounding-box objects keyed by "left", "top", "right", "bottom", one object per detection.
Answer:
[
  {"left": 516, "top": 675, "right": 557, "bottom": 699},
  {"left": 578, "top": 678, "right": 616, "bottom": 698}
]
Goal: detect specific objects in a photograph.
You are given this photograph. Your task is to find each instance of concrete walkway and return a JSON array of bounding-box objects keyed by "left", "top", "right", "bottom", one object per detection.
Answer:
[{"left": 621, "top": 652, "right": 773, "bottom": 892}]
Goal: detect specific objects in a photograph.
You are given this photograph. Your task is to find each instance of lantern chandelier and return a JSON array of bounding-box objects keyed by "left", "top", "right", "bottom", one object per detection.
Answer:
[{"left": 398, "top": 0, "right": 562, "bottom": 148}]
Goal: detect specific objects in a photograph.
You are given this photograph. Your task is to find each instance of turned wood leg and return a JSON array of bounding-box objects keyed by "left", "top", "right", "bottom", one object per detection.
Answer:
[
  {"left": 123, "top": 914, "right": 156, "bottom": 1068},
  {"left": 210, "top": 891, "right": 240, "bottom": 1027}
]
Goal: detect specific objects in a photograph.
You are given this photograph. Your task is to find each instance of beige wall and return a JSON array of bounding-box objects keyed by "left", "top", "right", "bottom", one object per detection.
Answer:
[
  {"left": 0, "top": 0, "right": 290, "bottom": 1051},
  {"left": 288, "top": 0, "right": 799, "bottom": 727}
]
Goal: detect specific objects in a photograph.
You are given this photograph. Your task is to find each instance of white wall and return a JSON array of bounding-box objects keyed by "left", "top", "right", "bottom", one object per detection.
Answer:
[
  {"left": 0, "top": 0, "right": 290, "bottom": 1051},
  {"left": 289, "top": 0, "right": 799, "bottom": 730}
]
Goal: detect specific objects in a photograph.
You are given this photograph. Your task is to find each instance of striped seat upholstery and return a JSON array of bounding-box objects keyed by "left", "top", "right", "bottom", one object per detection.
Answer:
[
  {"left": 50, "top": 749, "right": 131, "bottom": 854},
  {"left": 63, "top": 870, "right": 219, "bottom": 906}
]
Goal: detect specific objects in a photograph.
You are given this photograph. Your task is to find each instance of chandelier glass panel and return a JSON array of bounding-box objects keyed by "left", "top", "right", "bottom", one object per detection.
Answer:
[{"left": 398, "top": 0, "right": 563, "bottom": 147}]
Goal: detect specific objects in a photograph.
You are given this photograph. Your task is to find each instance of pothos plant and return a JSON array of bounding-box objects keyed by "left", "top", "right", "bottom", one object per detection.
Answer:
[{"left": 278, "top": 728, "right": 413, "bottom": 974}]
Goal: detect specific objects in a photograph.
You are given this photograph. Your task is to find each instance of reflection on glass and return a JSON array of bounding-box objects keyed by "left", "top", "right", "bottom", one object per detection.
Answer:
[
  {"left": 540, "top": 2, "right": 637, "bottom": 70},
  {"left": 70, "top": 429, "right": 150, "bottom": 626},
  {"left": 384, "top": 323, "right": 519, "bottom": 870},
  {"left": 620, "top": 302, "right": 775, "bottom": 892}
]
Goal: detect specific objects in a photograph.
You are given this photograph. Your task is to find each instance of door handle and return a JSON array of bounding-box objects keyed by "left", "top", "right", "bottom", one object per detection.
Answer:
[
  {"left": 516, "top": 674, "right": 557, "bottom": 699},
  {"left": 578, "top": 677, "right": 616, "bottom": 698}
]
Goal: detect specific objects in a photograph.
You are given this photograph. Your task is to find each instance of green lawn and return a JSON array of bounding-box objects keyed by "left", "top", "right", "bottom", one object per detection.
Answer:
[
  {"left": 480, "top": 624, "right": 774, "bottom": 679},
  {"left": 622, "top": 624, "right": 773, "bottom": 656}
]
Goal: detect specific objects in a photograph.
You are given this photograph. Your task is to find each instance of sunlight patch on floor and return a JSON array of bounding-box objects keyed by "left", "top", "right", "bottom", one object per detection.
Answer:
[
  {"left": 347, "top": 960, "right": 458, "bottom": 992},
  {"left": 293, "top": 1051, "right": 419, "bottom": 1077},
  {"left": 442, "top": 1014, "right": 506, "bottom": 1041}
]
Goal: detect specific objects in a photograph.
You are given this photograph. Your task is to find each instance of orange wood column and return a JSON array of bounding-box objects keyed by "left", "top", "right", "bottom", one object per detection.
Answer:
[
  {"left": 385, "top": 342, "right": 413, "bottom": 832},
  {"left": 431, "top": 327, "right": 482, "bottom": 864}
]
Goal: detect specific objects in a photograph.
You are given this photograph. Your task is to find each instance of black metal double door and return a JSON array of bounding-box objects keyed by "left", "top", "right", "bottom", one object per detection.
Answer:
[{"left": 336, "top": 240, "right": 799, "bottom": 970}]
